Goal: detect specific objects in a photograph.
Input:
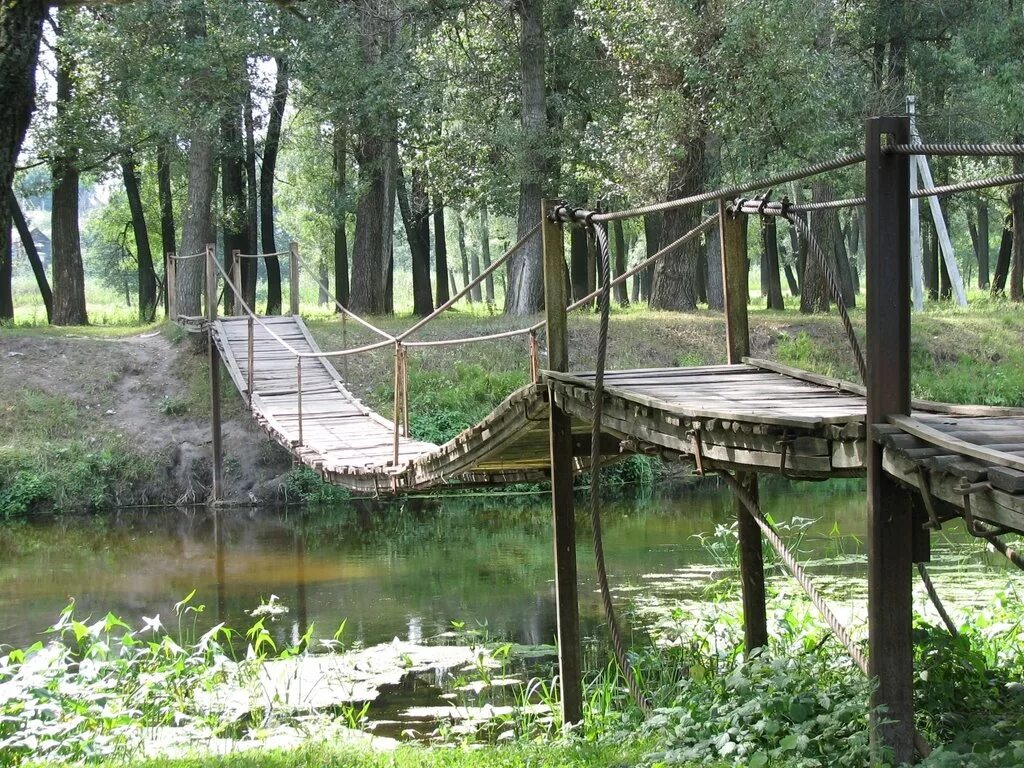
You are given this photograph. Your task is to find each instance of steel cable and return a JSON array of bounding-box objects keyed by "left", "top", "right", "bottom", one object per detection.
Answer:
[
  {"left": 887, "top": 143, "right": 1024, "bottom": 157},
  {"left": 588, "top": 152, "right": 866, "bottom": 223},
  {"left": 590, "top": 221, "right": 652, "bottom": 715},
  {"left": 784, "top": 213, "right": 867, "bottom": 383}
]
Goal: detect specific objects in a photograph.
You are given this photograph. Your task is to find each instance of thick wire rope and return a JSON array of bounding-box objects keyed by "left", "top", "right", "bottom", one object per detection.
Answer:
[
  {"left": 586, "top": 152, "right": 865, "bottom": 223},
  {"left": 590, "top": 221, "right": 652, "bottom": 715},
  {"left": 784, "top": 213, "right": 867, "bottom": 383},
  {"left": 886, "top": 143, "right": 1024, "bottom": 157},
  {"left": 715, "top": 470, "right": 933, "bottom": 758}
]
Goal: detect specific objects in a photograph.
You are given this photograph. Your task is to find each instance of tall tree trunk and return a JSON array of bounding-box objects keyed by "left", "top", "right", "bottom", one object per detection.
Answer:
[
  {"left": 243, "top": 81, "right": 259, "bottom": 307},
  {"left": 506, "top": 0, "right": 546, "bottom": 316},
  {"left": 705, "top": 209, "right": 723, "bottom": 310},
  {"left": 651, "top": 135, "right": 705, "bottom": 310},
  {"left": 51, "top": 14, "right": 87, "bottom": 326},
  {"left": 122, "top": 155, "right": 157, "bottom": 321},
  {"left": 261, "top": 56, "right": 288, "bottom": 315},
  {"left": 220, "top": 103, "right": 247, "bottom": 315},
  {"left": 992, "top": 214, "right": 1012, "bottom": 296},
  {"left": 9, "top": 189, "right": 51, "bottom": 321},
  {"left": 800, "top": 183, "right": 835, "bottom": 314},
  {"left": 382, "top": 140, "right": 397, "bottom": 315},
  {"left": 0, "top": 0, "right": 45, "bottom": 313},
  {"left": 832, "top": 213, "right": 856, "bottom": 308},
  {"left": 968, "top": 201, "right": 990, "bottom": 290},
  {"left": 479, "top": 206, "right": 494, "bottom": 305},
  {"left": 333, "top": 121, "right": 349, "bottom": 308},
  {"left": 350, "top": 135, "right": 388, "bottom": 315},
  {"left": 1010, "top": 157, "right": 1024, "bottom": 302},
  {"left": 317, "top": 258, "right": 329, "bottom": 304},
  {"left": 469, "top": 213, "right": 482, "bottom": 303},
  {"left": 433, "top": 199, "right": 448, "bottom": 307},
  {"left": 923, "top": 217, "right": 938, "bottom": 301},
  {"left": 612, "top": 219, "right": 628, "bottom": 306},
  {"left": 397, "top": 166, "right": 432, "bottom": 316},
  {"left": 456, "top": 211, "right": 471, "bottom": 302},
  {"left": 642, "top": 213, "right": 661, "bottom": 303},
  {"left": 157, "top": 141, "right": 177, "bottom": 314},
  {"left": 761, "top": 216, "right": 784, "bottom": 310},
  {"left": 569, "top": 223, "right": 588, "bottom": 303},
  {"left": 630, "top": 273, "right": 640, "bottom": 304}
]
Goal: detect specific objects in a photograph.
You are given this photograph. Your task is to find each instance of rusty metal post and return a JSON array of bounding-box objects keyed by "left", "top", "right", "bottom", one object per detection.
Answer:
[
  {"left": 205, "top": 244, "right": 223, "bottom": 502},
  {"left": 289, "top": 242, "right": 300, "bottom": 316},
  {"left": 865, "top": 116, "right": 914, "bottom": 764},
  {"left": 719, "top": 201, "right": 767, "bottom": 654},
  {"left": 542, "top": 199, "right": 583, "bottom": 726}
]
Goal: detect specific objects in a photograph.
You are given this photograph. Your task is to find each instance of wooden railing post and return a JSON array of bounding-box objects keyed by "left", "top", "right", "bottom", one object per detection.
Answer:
[
  {"left": 392, "top": 342, "right": 402, "bottom": 465},
  {"left": 231, "top": 250, "right": 242, "bottom": 316},
  {"left": 246, "top": 315, "right": 254, "bottom": 406},
  {"left": 542, "top": 199, "right": 582, "bottom": 727},
  {"left": 205, "top": 243, "right": 223, "bottom": 502},
  {"left": 166, "top": 252, "right": 177, "bottom": 321},
  {"left": 296, "top": 356, "right": 304, "bottom": 447},
  {"left": 865, "top": 116, "right": 915, "bottom": 765},
  {"left": 289, "top": 242, "right": 300, "bottom": 316},
  {"left": 719, "top": 201, "right": 767, "bottom": 654}
]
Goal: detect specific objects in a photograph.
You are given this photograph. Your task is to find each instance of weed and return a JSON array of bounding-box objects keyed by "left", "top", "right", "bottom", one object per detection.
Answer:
[{"left": 159, "top": 394, "right": 190, "bottom": 416}]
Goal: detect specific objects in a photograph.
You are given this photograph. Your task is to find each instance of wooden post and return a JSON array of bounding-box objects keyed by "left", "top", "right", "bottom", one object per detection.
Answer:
[
  {"left": 166, "top": 253, "right": 177, "bottom": 321},
  {"left": 231, "top": 250, "right": 243, "bottom": 316},
  {"left": 392, "top": 343, "right": 401, "bottom": 465},
  {"left": 205, "top": 244, "right": 223, "bottom": 502},
  {"left": 718, "top": 200, "right": 768, "bottom": 653},
  {"left": 289, "top": 242, "right": 300, "bottom": 316},
  {"left": 296, "top": 356, "right": 303, "bottom": 447},
  {"left": 865, "top": 116, "right": 914, "bottom": 764},
  {"left": 246, "top": 315, "right": 254, "bottom": 406},
  {"left": 907, "top": 97, "right": 925, "bottom": 312},
  {"left": 542, "top": 199, "right": 583, "bottom": 726}
]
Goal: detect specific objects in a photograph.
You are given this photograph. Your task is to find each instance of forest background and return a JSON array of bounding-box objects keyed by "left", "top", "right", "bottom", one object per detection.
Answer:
[{"left": 1, "top": 0, "right": 1023, "bottom": 327}]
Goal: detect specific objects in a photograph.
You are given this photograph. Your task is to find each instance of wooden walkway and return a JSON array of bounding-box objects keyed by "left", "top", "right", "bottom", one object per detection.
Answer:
[{"left": 209, "top": 316, "right": 1024, "bottom": 533}]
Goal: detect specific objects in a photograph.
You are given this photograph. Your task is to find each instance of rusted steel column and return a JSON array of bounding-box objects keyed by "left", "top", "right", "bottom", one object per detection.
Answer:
[
  {"left": 719, "top": 201, "right": 767, "bottom": 653},
  {"left": 205, "top": 243, "right": 223, "bottom": 502},
  {"left": 865, "top": 116, "right": 914, "bottom": 764},
  {"left": 543, "top": 199, "right": 582, "bottom": 726}
]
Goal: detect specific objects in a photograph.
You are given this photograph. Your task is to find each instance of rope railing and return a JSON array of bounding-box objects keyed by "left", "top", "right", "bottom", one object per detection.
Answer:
[
  {"left": 396, "top": 223, "right": 541, "bottom": 342},
  {"left": 564, "top": 152, "right": 866, "bottom": 224},
  {"left": 168, "top": 250, "right": 207, "bottom": 261},
  {"left": 887, "top": 143, "right": 1024, "bottom": 157},
  {"left": 234, "top": 250, "right": 290, "bottom": 258}
]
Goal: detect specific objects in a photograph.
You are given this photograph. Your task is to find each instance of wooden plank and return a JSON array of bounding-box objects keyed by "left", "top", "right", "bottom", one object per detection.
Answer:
[
  {"left": 888, "top": 415, "right": 1024, "bottom": 472},
  {"left": 988, "top": 467, "right": 1024, "bottom": 493}
]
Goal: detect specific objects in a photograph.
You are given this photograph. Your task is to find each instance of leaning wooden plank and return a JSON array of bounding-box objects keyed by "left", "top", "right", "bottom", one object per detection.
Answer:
[
  {"left": 889, "top": 415, "right": 1024, "bottom": 472},
  {"left": 987, "top": 467, "right": 1024, "bottom": 494}
]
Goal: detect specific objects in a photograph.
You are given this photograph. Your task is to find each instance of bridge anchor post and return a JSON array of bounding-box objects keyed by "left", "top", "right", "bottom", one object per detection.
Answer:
[
  {"left": 719, "top": 201, "right": 767, "bottom": 653},
  {"left": 205, "top": 243, "right": 224, "bottom": 502},
  {"left": 543, "top": 199, "right": 583, "bottom": 726},
  {"left": 865, "top": 116, "right": 915, "bottom": 764}
]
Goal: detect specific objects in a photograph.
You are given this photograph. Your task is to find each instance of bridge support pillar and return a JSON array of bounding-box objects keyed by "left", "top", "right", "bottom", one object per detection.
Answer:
[
  {"left": 865, "top": 116, "right": 915, "bottom": 764},
  {"left": 719, "top": 202, "right": 767, "bottom": 653},
  {"left": 542, "top": 199, "right": 583, "bottom": 726},
  {"left": 206, "top": 244, "right": 224, "bottom": 502}
]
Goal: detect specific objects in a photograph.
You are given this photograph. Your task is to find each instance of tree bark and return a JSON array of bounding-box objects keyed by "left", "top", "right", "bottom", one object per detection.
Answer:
[
  {"left": 612, "top": 219, "right": 628, "bottom": 307},
  {"left": 157, "top": 141, "right": 177, "bottom": 314},
  {"left": 456, "top": 211, "right": 471, "bottom": 302},
  {"left": 651, "top": 135, "right": 705, "bottom": 311},
  {"left": 243, "top": 81, "right": 259, "bottom": 307},
  {"left": 433, "top": 198, "right": 449, "bottom": 307},
  {"left": 992, "top": 214, "right": 1012, "bottom": 296},
  {"left": 761, "top": 216, "right": 784, "bottom": 310},
  {"left": 479, "top": 206, "right": 494, "bottom": 305},
  {"left": 923, "top": 217, "right": 938, "bottom": 301},
  {"left": 350, "top": 134, "right": 389, "bottom": 315},
  {"left": 832, "top": 213, "right": 856, "bottom": 308},
  {"left": 800, "top": 183, "right": 835, "bottom": 314},
  {"left": 968, "top": 201, "right": 990, "bottom": 290},
  {"left": 469, "top": 213, "right": 482, "bottom": 303},
  {"left": 506, "top": 0, "right": 546, "bottom": 316},
  {"left": 569, "top": 223, "right": 588, "bottom": 304},
  {"left": 333, "top": 121, "right": 349, "bottom": 308},
  {"left": 122, "top": 155, "right": 157, "bottom": 321},
  {"left": 642, "top": 213, "right": 661, "bottom": 303},
  {"left": 261, "top": 56, "right": 288, "bottom": 315},
  {"left": 0, "top": 0, "right": 45, "bottom": 310},
  {"left": 397, "top": 166, "right": 432, "bottom": 316},
  {"left": 1010, "top": 155, "right": 1024, "bottom": 302},
  {"left": 51, "top": 13, "right": 87, "bottom": 326},
  {"left": 9, "top": 189, "right": 51, "bottom": 321},
  {"left": 705, "top": 208, "right": 723, "bottom": 310},
  {"left": 220, "top": 103, "right": 247, "bottom": 314}
]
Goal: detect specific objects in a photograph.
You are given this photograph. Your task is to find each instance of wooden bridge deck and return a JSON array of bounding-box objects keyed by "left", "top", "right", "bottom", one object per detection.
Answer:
[{"left": 209, "top": 316, "right": 1024, "bottom": 533}]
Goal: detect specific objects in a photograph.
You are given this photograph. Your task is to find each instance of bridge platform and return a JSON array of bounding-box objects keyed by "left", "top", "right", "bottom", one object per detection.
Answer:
[{"left": 209, "top": 316, "right": 1024, "bottom": 534}]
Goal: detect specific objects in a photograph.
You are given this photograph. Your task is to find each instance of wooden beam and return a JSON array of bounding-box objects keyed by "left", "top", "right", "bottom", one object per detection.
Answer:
[
  {"left": 542, "top": 199, "right": 582, "bottom": 725},
  {"left": 206, "top": 244, "right": 224, "bottom": 502},
  {"left": 865, "top": 116, "right": 915, "bottom": 764},
  {"left": 719, "top": 201, "right": 766, "bottom": 653}
]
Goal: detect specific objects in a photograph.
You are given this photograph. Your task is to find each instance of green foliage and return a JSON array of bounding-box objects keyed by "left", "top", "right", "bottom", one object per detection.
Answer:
[{"left": 281, "top": 466, "right": 351, "bottom": 505}]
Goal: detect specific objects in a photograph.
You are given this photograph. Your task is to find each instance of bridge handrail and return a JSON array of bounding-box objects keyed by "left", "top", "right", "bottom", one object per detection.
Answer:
[
  {"left": 395, "top": 223, "right": 541, "bottom": 343},
  {"left": 289, "top": 248, "right": 396, "bottom": 342}
]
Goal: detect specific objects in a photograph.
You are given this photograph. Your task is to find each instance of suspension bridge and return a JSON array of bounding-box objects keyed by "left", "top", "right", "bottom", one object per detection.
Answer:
[{"left": 167, "top": 117, "right": 1024, "bottom": 764}]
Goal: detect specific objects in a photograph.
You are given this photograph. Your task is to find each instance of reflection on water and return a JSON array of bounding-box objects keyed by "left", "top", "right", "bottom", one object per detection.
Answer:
[{"left": 0, "top": 478, "right": 1020, "bottom": 652}]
